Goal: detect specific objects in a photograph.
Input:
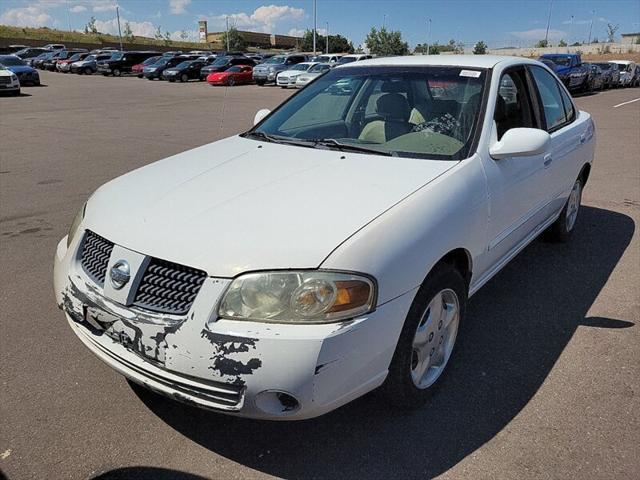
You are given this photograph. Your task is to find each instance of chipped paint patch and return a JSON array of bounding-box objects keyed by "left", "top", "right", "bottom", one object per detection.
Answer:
[{"left": 200, "top": 329, "right": 262, "bottom": 382}]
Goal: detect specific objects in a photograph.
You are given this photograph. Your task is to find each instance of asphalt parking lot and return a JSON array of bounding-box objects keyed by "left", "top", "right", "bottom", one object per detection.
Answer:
[{"left": 1, "top": 71, "right": 639, "bottom": 480}]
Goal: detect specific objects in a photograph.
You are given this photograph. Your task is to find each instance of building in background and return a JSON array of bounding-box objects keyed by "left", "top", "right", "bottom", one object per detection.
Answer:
[
  {"left": 206, "top": 30, "right": 302, "bottom": 49},
  {"left": 620, "top": 32, "right": 640, "bottom": 45},
  {"left": 198, "top": 21, "right": 208, "bottom": 43}
]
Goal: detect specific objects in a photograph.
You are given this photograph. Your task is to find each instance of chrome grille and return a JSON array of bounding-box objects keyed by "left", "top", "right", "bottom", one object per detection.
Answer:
[
  {"left": 0, "top": 77, "right": 10, "bottom": 84},
  {"left": 80, "top": 230, "right": 114, "bottom": 286},
  {"left": 133, "top": 258, "right": 207, "bottom": 315}
]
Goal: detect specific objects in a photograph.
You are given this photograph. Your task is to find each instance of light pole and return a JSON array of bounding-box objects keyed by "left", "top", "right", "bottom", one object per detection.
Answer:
[
  {"left": 313, "top": 0, "right": 317, "bottom": 55},
  {"left": 544, "top": 0, "right": 553, "bottom": 46},
  {"left": 588, "top": 9, "right": 596, "bottom": 44},
  {"left": 568, "top": 15, "right": 574, "bottom": 45},
  {"left": 225, "top": 16, "right": 230, "bottom": 51},
  {"left": 383, "top": 14, "right": 387, "bottom": 29},
  {"left": 326, "top": 22, "right": 329, "bottom": 54},
  {"left": 116, "top": 6, "right": 123, "bottom": 51},
  {"left": 426, "top": 18, "right": 432, "bottom": 55}
]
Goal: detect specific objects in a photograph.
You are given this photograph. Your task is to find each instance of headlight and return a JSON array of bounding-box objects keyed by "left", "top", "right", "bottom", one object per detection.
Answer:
[
  {"left": 217, "top": 271, "right": 376, "bottom": 324},
  {"left": 268, "top": 66, "right": 275, "bottom": 72},
  {"left": 67, "top": 202, "right": 86, "bottom": 247}
]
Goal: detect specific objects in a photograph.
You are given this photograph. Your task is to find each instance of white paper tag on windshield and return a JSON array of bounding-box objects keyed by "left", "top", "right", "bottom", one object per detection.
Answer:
[{"left": 460, "top": 70, "right": 481, "bottom": 78}]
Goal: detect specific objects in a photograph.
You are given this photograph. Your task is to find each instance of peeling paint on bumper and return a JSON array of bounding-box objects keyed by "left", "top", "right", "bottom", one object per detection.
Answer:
[{"left": 54, "top": 235, "right": 415, "bottom": 420}]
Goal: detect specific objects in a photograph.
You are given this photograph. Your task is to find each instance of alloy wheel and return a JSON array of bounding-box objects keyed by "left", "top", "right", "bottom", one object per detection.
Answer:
[{"left": 565, "top": 180, "right": 581, "bottom": 232}]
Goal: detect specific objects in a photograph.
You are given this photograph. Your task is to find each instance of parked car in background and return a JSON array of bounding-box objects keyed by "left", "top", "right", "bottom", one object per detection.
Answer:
[
  {"left": 40, "top": 50, "right": 69, "bottom": 71},
  {"left": 14, "top": 47, "right": 48, "bottom": 63},
  {"left": 97, "top": 51, "right": 159, "bottom": 76},
  {"left": 0, "top": 45, "right": 29, "bottom": 54},
  {"left": 44, "top": 49, "right": 87, "bottom": 71},
  {"left": 71, "top": 53, "right": 114, "bottom": 74},
  {"left": 583, "top": 63, "right": 605, "bottom": 90},
  {"left": 335, "top": 54, "right": 374, "bottom": 65},
  {"left": 0, "top": 55, "right": 40, "bottom": 85},
  {"left": 632, "top": 65, "right": 640, "bottom": 87},
  {"left": 32, "top": 51, "right": 55, "bottom": 69},
  {"left": 143, "top": 55, "right": 190, "bottom": 80},
  {"left": 310, "top": 54, "right": 343, "bottom": 64},
  {"left": 0, "top": 64, "right": 20, "bottom": 95},
  {"left": 162, "top": 59, "right": 206, "bottom": 82},
  {"left": 252, "top": 54, "right": 308, "bottom": 85},
  {"left": 132, "top": 55, "right": 162, "bottom": 78},
  {"left": 538, "top": 53, "right": 591, "bottom": 92},
  {"left": 206, "top": 65, "right": 254, "bottom": 86},
  {"left": 57, "top": 52, "right": 90, "bottom": 73},
  {"left": 610, "top": 60, "right": 638, "bottom": 87},
  {"left": 295, "top": 63, "right": 332, "bottom": 88},
  {"left": 276, "top": 62, "right": 317, "bottom": 88},
  {"left": 591, "top": 62, "right": 617, "bottom": 89},
  {"left": 200, "top": 56, "right": 256, "bottom": 80},
  {"left": 42, "top": 44, "right": 65, "bottom": 51},
  {"left": 55, "top": 55, "right": 595, "bottom": 420}
]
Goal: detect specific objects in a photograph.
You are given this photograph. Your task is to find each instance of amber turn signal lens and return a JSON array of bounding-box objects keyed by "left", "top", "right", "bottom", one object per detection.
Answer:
[{"left": 328, "top": 280, "right": 372, "bottom": 313}]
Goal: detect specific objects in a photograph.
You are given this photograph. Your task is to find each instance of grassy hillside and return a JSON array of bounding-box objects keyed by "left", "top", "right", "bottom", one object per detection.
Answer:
[{"left": 0, "top": 24, "right": 220, "bottom": 50}]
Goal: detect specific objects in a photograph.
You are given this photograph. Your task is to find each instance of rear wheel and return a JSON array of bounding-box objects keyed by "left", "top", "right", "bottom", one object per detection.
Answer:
[
  {"left": 228, "top": 76, "right": 236, "bottom": 86},
  {"left": 112, "top": 68, "right": 121, "bottom": 77},
  {"left": 382, "top": 264, "right": 466, "bottom": 408},
  {"left": 180, "top": 73, "right": 188, "bottom": 83},
  {"left": 545, "top": 178, "right": 582, "bottom": 243},
  {"left": 84, "top": 67, "right": 93, "bottom": 75}
]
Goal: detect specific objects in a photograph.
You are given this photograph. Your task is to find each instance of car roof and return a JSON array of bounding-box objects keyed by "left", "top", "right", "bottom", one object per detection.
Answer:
[
  {"left": 343, "top": 54, "right": 539, "bottom": 69},
  {"left": 610, "top": 60, "right": 632, "bottom": 64}
]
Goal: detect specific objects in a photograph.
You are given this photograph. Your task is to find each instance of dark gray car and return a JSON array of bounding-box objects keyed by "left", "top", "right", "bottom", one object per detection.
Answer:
[{"left": 252, "top": 54, "right": 308, "bottom": 85}]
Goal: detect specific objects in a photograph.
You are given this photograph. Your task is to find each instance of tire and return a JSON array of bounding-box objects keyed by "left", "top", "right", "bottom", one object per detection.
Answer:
[
  {"left": 169, "top": 79, "right": 175, "bottom": 82},
  {"left": 545, "top": 178, "right": 582, "bottom": 243},
  {"left": 228, "top": 76, "right": 235, "bottom": 86},
  {"left": 381, "top": 263, "right": 466, "bottom": 409},
  {"left": 112, "top": 68, "right": 121, "bottom": 77},
  {"left": 180, "top": 73, "right": 188, "bottom": 83},
  {"left": 256, "top": 81, "right": 265, "bottom": 86},
  {"left": 33, "top": 78, "right": 40, "bottom": 86},
  {"left": 12, "top": 88, "right": 20, "bottom": 96},
  {"left": 137, "top": 74, "right": 143, "bottom": 78},
  {"left": 84, "top": 67, "right": 93, "bottom": 75}
]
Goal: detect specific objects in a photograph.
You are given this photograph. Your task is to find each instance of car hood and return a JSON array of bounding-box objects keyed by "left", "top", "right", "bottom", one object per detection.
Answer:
[
  {"left": 279, "top": 71, "right": 302, "bottom": 78},
  {"left": 7, "top": 65, "right": 35, "bottom": 74},
  {"left": 85, "top": 136, "right": 456, "bottom": 276}
]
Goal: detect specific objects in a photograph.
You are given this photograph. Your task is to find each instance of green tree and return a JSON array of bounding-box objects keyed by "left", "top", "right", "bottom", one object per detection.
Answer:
[
  {"left": 558, "top": 39, "right": 567, "bottom": 47},
  {"left": 365, "top": 27, "right": 409, "bottom": 56},
  {"left": 571, "top": 41, "right": 582, "bottom": 46},
  {"left": 300, "top": 30, "right": 354, "bottom": 53},
  {"left": 220, "top": 27, "right": 246, "bottom": 50},
  {"left": 180, "top": 30, "right": 188, "bottom": 41},
  {"left": 535, "top": 39, "right": 549, "bottom": 48},
  {"left": 154, "top": 26, "right": 163, "bottom": 40},
  {"left": 606, "top": 23, "right": 619, "bottom": 43},
  {"left": 123, "top": 22, "right": 134, "bottom": 42},
  {"left": 85, "top": 16, "right": 98, "bottom": 34},
  {"left": 163, "top": 30, "right": 172, "bottom": 46},
  {"left": 473, "top": 40, "right": 487, "bottom": 54}
]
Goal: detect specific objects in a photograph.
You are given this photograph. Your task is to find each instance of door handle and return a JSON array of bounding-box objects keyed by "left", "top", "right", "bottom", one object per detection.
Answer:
[{"left": 543, "top": 155, "right": 553, "bottom": 167}]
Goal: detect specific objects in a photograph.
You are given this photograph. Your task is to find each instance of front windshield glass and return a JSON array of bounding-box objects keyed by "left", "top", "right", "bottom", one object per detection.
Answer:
[
  {"left": 263, "top": 56, "right": 285, "bottom": 64},
  {"left": 544, "top": 55, "right": 571, "bottom": 66},
  {"left": 309, "top": 63, "right": 330, "bottom": 73},
  {"left": 109, "top": 52, "right": 124, "bottom": 60},
  {"left": 213, "top": 57, "right": 230, "bottom": 66},
  {"left": 143, "top": 56, "right": 161, "bottom": 65},
  {"left": 68, "top": 53, "right": 83, "bottom": 61},
  {"left": 595, "top": 63, "right": 611, "bottom": 70},
  {"left": 0, "top": 56, "right": 25, "bottom": 66},
  {"left": 289, "top": 63, "right": 311, "bottom": 71},
  {"left": 614, "top": 63, "right": 630, "bottom": 71},
  {"left": 226, "top": 66, "right": 243, "bottom": 72},
  {"left": 175, "top": 61, "right": 192, "bottom": 69},
  {"left": 250, "top": 66, "right": 486, "bottom": 160}
]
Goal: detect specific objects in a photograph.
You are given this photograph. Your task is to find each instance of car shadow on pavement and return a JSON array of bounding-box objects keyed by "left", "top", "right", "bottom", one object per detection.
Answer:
[
  {"left": 131, "top": 205, "right": 634, "bottom": 480},
  {"left": 91, "top": 466, "right": 209, "bottom": 480}
]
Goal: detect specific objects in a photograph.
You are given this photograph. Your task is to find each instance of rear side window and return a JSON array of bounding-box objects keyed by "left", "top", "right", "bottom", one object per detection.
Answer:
[{"left": 529, "top": 66, "right": 566, "bottom": 131}]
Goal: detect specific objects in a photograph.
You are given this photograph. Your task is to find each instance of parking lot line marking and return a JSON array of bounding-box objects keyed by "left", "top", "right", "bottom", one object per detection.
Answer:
[{"left": 612, "top": 98, "right": 640, "bottom": 108}]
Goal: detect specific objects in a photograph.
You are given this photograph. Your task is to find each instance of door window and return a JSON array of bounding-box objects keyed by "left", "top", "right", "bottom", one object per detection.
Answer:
[
  {"left": 494, "top": 69, "right": 536, "bottom": 140},
  {"left": 529, "top": 66, "right": 567, "bottom": 131}
]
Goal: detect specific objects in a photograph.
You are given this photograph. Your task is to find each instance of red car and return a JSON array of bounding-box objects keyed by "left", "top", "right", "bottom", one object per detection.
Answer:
[
  {"left": 207, "top": 65, "right": 254, "bottom": 86},
  {"left": 132, "top": 56, "right": 162, "bottom": 78}
]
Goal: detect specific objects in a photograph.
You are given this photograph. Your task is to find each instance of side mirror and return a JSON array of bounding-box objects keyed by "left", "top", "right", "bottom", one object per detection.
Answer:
[
  {"left": 253, "top": 109, "right": 271, "bottom": 126},
  {"left": 489, "top": 128, "right": 550, "bottom": 160}
]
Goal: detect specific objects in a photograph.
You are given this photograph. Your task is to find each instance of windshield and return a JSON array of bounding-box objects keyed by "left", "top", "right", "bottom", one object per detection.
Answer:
[
  {"left": 250, "top": 66, "right": 486, "bottom": 160},
  {"left": 0, "top": 56, "right": 25, "bottom": 66},
  {"left": 226, "top": 66, "right": 244, "bottom": 72},
  {"left": 613, "top": 63, "right": 631, "bottom": 72},
  {"left": 175, "top": 61, "right": 192, "bottom": 69},
  {"left": 543, "top": 55, "right": 571, "bottom": 66},
  {"left": 109, "top": 52, "right": 124, "bottom": 60},
  {"left": 68, "top": 53, "right": 83, "bottom": 61},
  {"left": 595, "top": 63, "right": 611, "bottom": 70},
  {"left": 289, "top": 63, "right": 311, "bottom": 71},
  {"left": 309, "top": 63, "right": 331, "bottom": 73},
  {"left": 143, "top": 56, "right": 161, "bottom": 65},
  {"left": 337, "top": 56, "right": 357, "bottom": 64},
  {"left": 213, "top": 57, "right": 230, "bottom": 66},
  {"left": 263, "top": 56, "right": 286, "bottom": 64}
]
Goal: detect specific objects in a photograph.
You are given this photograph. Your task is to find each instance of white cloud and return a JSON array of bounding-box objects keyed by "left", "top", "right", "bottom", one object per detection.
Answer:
[
  {"left": 0, "top": 6, "right": 53, "bottom": 27},
  {"left": 95, "top": 17, "right": 157, "bottom": 38},
  {"left": 208, "top": 4, "right": 305, "bottom": 33},
  {"left": 169, "top": 0, "right": 190, "bottom": 15},
  {"left": 509, "top": 28, "right": 567, "bottom": 41},
  {"left": 287, "top": 28, "right": 305, "bottom": 37},
  {"left": 92, "top": 1, "right": 118, "bottom": 13},
  {"left": 70, "top": 5, "right": 88, "bottom": 13},
  {"left": 561, "top": 19, "right": 591, "bottom": 25}
]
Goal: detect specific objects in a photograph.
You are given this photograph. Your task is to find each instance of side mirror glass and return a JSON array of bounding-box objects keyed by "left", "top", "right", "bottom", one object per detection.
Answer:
[
  {"left": 489, "top": 128, "right": 550, "bottom": 160},
  {"left": 253, "top": 109, "right": 271, "bottom": 126}
]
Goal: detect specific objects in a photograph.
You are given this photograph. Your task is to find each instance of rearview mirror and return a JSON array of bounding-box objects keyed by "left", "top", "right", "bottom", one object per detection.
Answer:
[
  {"left": 489, "top": 128, "right": 550, "bottom": 160},
  {"left": 253, "top": 109, "right": 271, "bottom": 126}
]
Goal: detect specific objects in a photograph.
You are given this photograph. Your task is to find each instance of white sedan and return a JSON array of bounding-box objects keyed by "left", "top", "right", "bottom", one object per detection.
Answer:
[
  {"left": 295, "top": 62, "right": 332, "bottom": 88},
  {"left": 54, "top": 55, "right": 595, "bottom": 420},
  {"left": 276, "top": 62, "right": 316, "bottom": 88},
  {"left": 0, "top": 64, "right": 20, "bottom": 95}
]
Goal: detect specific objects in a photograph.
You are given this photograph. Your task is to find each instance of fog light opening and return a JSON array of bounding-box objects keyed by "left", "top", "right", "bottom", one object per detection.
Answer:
[{"left": 255, "top": 390, "right": 301, "bottom": 415}]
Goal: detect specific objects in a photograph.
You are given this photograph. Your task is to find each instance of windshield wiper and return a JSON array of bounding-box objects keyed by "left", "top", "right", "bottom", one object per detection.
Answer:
[
  {"left": 310, "top": 138, "right": 394, "bottom": 156},
  {"left": 243, "top": 131, "right": 316, "bottom": 147}
]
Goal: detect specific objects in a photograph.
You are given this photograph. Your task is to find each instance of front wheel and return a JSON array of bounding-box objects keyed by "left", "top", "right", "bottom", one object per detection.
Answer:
[
  {"left": 545, "top": 178, "right": 582, "bottom": 242},
  {"left": 228, "top": 76, "right": 236, "bottom": 86},
  {"left": 382, "top": 264, "right": 466, "bottom": 408},
  {"left": 112, "top": 68, "right": 121, "bottom": 77},
  {"left": 180, "top": 74, "right": 188, "bottom": 83}
]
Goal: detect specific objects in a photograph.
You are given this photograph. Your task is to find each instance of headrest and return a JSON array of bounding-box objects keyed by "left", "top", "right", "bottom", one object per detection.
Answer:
[
  {"left": 494, "top": 95, "right": 507, "bottom": 122},
  {"left": 376, "top": 93, "right": 410, "bottom": 121}
]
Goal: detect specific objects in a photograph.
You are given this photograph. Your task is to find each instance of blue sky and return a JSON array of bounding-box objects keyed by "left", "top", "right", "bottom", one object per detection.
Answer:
[{"left": 1, "top": 0, "right": 639, "bottom": 48}]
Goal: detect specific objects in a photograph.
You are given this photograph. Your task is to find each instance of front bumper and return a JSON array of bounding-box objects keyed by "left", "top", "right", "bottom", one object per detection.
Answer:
[
  {"left": 0, "top": 79, "right": 20, "bottom": 91},
  {"left": 54, "top": 233, "right": 412, "bottom": 420},
  {"left": 253, "top": 71, "right": 277, "bottom": 83},
  {"left": 277, "top": 76, "right": 298, "bottom": 87}
]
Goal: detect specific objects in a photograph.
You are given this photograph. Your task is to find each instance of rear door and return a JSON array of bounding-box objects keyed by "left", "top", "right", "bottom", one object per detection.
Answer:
[{"left": 528, "top": 65, "right": 592, "bottom": 216}]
